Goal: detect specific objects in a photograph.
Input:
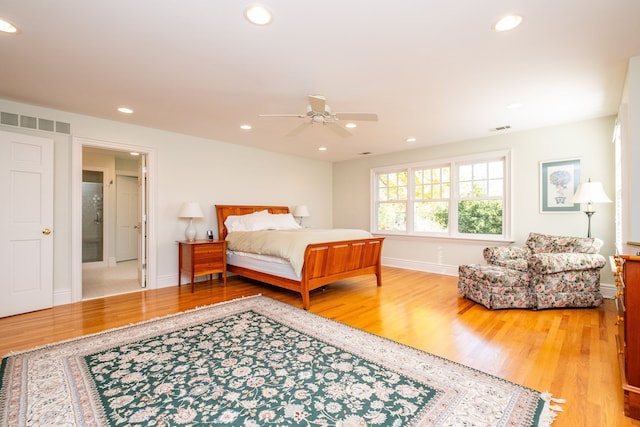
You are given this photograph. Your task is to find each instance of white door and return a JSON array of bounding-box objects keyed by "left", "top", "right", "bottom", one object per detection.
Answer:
[
  {"left": 0, "top": 130, "right": 54, "bottom": 318},
  {"left": 116, "top": 175, "right": 138, "bottom": 262}
]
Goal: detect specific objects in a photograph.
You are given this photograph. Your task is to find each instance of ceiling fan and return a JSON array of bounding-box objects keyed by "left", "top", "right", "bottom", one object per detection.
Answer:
[{"left": 259, "top": 95, "right": 378, "bottom": 137}]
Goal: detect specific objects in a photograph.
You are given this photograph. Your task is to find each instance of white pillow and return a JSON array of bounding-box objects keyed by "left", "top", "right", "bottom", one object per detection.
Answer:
[
  {"left": 224, "top": 210, "right": 269, "bottom": 233},
  {"left": 262, "top": 213, "right": 301, "bottom": 230}
]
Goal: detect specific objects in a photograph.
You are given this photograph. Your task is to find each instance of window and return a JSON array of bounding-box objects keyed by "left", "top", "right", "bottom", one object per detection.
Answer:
[{"left": 372, "top": 151, "right": 510, "bottom": 240}]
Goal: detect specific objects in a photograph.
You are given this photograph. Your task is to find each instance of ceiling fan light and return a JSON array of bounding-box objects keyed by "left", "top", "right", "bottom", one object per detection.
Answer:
[
  {"left": 345, "top": 123, "right": 357, "bottom": 129},
  {"left": 245, "top": 5, "right": 272, "bottom": 26},
  {"left": 492, "top": 14, "right": 523, "bottom": 32}
]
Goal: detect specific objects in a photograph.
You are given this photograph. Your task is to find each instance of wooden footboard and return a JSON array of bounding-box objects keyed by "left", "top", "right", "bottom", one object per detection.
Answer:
[
  {"left": 300, "top": 237, "right": 384, "bottom": 309},
  {"left": 215, "top": 205, "right": 384, "bottom": 310}
]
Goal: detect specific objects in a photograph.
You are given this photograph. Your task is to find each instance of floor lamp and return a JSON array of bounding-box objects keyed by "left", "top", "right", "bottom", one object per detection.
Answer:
[{"left": 570, "top": 179, "right": 612, "bottom": 238}]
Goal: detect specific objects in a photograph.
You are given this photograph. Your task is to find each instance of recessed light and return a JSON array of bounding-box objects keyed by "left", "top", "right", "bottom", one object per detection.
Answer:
[
  {"left": 405, "top": 137, "right": 417, "bottom": 143},
  {"left": 130, "top": 152, "right": 140, "bottom": 156},
  {"left": 492, "top": 14, "right": 523, "bottom": 32},
  {"left": 0, "top": 18, "right": 18, "bottom": 34},
  {"left": 240, "top": 124, "right": 252, "bottom": 130},
  {"left": 244, "top": 4, "right": 272, "bottom": 26},
  {"left": 345, "top": 123, "right": 357, "bottom": 129},
  {"left": 117, "top": 107, "right": 134, "bottom": 114},
  {"left": 318, "top": 147, "right": 327, "bottom": 151}
]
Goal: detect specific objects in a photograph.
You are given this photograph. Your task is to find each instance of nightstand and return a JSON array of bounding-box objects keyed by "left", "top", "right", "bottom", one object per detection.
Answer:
[{"left": 177, "top": 240, "right": 227, "bottom": 292}]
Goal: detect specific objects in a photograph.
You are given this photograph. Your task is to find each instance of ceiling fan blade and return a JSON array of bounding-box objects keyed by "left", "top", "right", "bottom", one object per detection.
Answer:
[
  {"left": 326, "top": 122, "right": 352, "bottom": 138},
  {"left": 287, "top": 122, "right": 312, "bottom": 136},
  {"left": 334, "top": 112, "right": 379, "bottom": 121},
  {"left": 259, "top": 114, "right": 306, "bottom": 118},
  {"left": 308, "top": 95, "right": 326, "bottom": 114}
]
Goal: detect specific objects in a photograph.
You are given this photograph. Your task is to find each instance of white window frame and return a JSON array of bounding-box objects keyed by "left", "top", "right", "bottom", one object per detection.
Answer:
[{"left": 370, "top": 150, "right": 512, "bottom": 241}]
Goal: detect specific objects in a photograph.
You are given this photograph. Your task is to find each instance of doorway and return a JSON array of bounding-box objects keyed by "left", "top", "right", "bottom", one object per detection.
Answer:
[
  {"left": 81, "top": 149, "right": 141, "bottom": 298},
  {"left": 71, "top": 137, "right": 156, "bottom": 303}
]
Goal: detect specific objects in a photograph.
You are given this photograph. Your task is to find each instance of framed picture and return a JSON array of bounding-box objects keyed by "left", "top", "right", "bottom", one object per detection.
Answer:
[{"left": 540, "top": 158, "right": 581, "bottom": 213}]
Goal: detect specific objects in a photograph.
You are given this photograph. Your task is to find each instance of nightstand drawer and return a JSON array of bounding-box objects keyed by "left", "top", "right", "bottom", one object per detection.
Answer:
[
  {"left": 194, "top": 244, "right": 225, "bottom": 256},
  {"left": 194, "top": 260, "right": 224, "bottom": 270}
]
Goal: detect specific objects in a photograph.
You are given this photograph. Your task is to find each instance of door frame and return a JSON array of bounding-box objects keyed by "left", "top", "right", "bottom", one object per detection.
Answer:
[{"left": 71, "top": 137, "right": 157, "bottom": 302}]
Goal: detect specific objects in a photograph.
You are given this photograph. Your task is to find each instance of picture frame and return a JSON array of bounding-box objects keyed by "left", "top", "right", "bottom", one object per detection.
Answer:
[{"left": 540, "top": 158, "right": 581, "bottom": 213}]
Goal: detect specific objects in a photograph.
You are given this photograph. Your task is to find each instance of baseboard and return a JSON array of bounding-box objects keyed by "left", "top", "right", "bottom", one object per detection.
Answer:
[
  {"left": 382, "top": 257, "right": 458, "bottom": 276},
  {"left": 156, "top": 273, "right": 223, "bottom": 289},
  {"left": 54, "top": 289, "right": 72, "bottom": 306},
  {"left": 600, "top": 282, "right": 616, "bottom": 299}
]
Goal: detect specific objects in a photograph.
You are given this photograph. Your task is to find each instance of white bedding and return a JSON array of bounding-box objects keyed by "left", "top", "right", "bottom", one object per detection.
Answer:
[{"left": 225, "top": 228, "right": 374, "bottom": 276}]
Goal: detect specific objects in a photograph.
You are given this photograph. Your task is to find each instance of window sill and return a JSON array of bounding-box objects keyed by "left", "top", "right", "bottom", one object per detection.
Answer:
[{"left": 371, "top": 232, "right": 514, "bottom": 245}]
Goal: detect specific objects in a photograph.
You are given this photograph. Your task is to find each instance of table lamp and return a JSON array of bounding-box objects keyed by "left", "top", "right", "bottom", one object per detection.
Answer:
[
  {"left": 293, "top": 205, "right": 310, "bottom": 226},
  {"left": 178, "top": 202, "right": 204, "bottom": 241}
]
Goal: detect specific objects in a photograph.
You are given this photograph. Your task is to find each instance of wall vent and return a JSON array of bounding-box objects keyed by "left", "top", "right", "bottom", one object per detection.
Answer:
[
  {"left": 0, "top": 111, "right": 71, "bottom": 135},
  {"left": 1, "top": 112, "right": 19, "bottom": 126},
  {"left": 38, "top": 118, "right": 54, "bottom": 132},
  {"left": 20, "top": 115, "right": 37, "bottom": 129}
]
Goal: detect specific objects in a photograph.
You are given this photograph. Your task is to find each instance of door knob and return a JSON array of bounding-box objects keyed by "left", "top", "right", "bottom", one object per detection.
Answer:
[{"left": 42, "top": 228, "right": 52, "bottom": 235}]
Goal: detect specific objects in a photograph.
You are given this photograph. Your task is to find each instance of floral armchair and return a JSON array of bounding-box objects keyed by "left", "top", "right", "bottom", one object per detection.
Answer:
[{"left": 481, "top": 232, "right": 606, "bottom": 309}]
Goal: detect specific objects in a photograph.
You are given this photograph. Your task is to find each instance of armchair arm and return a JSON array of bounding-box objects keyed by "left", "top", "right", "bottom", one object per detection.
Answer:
[
  {"left": 483, "top": 246, "right": 529, "bottom": 271},
  {"left": 528, "top": 253, "right": 607, "bottom": 275}
]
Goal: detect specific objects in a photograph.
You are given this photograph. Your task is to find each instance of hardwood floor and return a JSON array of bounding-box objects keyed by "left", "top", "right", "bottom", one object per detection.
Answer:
[{"left": 1, "top": 266, "right": 638, "bottom": 426}]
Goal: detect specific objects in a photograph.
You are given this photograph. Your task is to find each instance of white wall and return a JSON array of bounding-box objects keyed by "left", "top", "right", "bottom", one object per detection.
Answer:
[
  {"left": 0, "top": 98, "right": 333, "bottom": 304},
  {"left": 333, "top": 116, "right": 616, "bottom": 286}
]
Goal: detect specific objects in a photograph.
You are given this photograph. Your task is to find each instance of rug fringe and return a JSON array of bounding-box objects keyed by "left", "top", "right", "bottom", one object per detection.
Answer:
[{"left": 539, "top": 392, "right": 565, "bottom": 426}]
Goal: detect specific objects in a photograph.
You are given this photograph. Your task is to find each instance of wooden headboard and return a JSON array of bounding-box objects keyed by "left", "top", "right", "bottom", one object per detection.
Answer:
[{"left": 215, "top": 205, "right": 290, "bottom": 240}]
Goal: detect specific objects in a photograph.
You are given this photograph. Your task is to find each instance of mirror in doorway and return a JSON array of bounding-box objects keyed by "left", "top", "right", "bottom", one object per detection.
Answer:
[{"left": 82, "top": 170, "right": 104, "bottom": 263}]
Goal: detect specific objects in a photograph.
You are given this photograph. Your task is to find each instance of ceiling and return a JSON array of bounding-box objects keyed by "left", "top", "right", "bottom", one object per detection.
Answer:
[{"left": 1, "top": 1, "right": 639, "bottom": 162}]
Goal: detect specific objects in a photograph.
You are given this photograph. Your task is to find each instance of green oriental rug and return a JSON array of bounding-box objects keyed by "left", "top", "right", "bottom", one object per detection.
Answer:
[{"left": 0, "top": 296, "right": 562, "bottom": 426}]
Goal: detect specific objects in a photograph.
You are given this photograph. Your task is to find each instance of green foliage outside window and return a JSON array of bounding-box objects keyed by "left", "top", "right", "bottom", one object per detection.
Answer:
[{"left": 457, "top": 200, "right": 503, "bottom": 234}]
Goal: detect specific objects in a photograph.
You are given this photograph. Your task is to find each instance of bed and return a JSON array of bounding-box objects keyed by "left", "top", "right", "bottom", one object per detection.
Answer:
[{"left": 215, "top": 205, "right": 384, "bottom": 310}]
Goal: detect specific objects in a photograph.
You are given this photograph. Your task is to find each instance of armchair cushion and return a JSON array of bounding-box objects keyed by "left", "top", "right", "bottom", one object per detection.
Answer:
[
  {"left": 528, "top": 252, "right": 607, "bottom": 275},
  {"left": 483, "top": 246, "right": 529, "bottom": 271}
]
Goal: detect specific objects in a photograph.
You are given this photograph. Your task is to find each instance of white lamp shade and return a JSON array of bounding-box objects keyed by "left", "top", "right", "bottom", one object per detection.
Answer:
[
  {"left": 178, "top": 202, "right": 204, "bottom": 218},
  {"left": 570, "top": 181, "right": 612, "bottom": 205},
  {"left": 293, "top": 205, "right": 310, "bottom": 217}
]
